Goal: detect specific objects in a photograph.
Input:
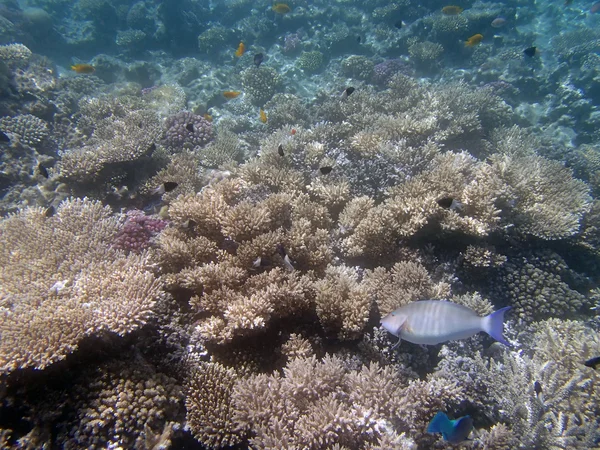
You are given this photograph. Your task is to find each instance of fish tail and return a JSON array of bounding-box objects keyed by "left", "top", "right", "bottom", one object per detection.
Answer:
[
  {"left": 482, "top": 306, "right": 511, "bottom": 346},
  {"left": 427, "top": 412, "right": 451, "bottom": 434}
]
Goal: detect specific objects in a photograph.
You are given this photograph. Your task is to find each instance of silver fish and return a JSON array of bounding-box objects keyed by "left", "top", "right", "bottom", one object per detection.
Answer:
[{"left": 381, "top": 300, "right": 511, "bottom": 348}]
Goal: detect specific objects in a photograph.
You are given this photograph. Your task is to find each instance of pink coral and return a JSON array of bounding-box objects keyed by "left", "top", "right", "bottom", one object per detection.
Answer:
[{"left": 114, "top": 210, "right": 168, "bottom": 253}]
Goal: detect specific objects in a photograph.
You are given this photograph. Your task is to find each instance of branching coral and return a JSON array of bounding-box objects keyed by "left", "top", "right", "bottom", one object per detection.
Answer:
[
  {"left": 363, "top": 260, "right": 450, "bottom": 316},
  {"left": 432, "top": 318, "right": 600, "bottom": 449},
  {"left": 0, "top": 198, "right": 162, "bottom": 373},
  {"left": 58, "top": 109, "right": 162, "bottom": 184},
  {"left": 341, "top": 152, "right": 504, "bottom": 258},
  {"left": 185, "top": 361, "right": 246, "bottom": 448},
  {"left": 314, "top": 265, "right": 371, "bottom": 340},
  {"left": 60, "top": 355, "right": 183, "bottom": 449},
  {"left": 230, "top": 355, "right": 429, "bottom": 449},
  {"left": 491, "top": 154, "right": 591, "bottom": 239}
]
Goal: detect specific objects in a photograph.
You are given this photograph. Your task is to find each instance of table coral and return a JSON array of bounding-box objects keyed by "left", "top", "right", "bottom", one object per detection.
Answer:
[{"left": 0, "top": 198, "right": 162, "bottom": 373}]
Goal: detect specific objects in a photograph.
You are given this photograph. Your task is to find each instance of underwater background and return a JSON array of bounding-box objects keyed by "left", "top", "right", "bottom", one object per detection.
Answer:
[{"left": 0, "top": 0, "right": 600, "bottom": 448}]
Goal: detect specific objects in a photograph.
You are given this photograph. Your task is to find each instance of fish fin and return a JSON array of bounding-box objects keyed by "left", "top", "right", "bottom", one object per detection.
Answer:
[
  {"left": 391, "top": 337, "right": 402, "bottom": 350},
  {"left": 482, "top": 306, "right": 511, "bottom": 346},
  {"left": 427, "top": 412, "right": 450, "bottom": 434}
]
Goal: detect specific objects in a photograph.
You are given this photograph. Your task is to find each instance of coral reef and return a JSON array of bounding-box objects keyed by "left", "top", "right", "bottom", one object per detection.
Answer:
[
  {"left": 0, "top": 198, "right": 162, "bottom": 373},
  {"left": 163, "top": 111, "right": 214, "bottom": 151}
]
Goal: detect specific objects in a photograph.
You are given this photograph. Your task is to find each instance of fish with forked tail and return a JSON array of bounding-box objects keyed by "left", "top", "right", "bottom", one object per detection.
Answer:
[{"left": 381, "top": 300, "right": 511, "bottom": 348}]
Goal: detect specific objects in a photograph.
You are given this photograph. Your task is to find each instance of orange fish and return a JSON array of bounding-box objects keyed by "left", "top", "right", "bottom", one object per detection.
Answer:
[
  {"left": 272, "top": 3, "right": 291, "bottom": 14},
  {"left": 235, "top": 42, "right": 245, "bottom": 57},
  {"left": 203, "top": 113, "right": 213, "bottom": 122},
  {"left": 223, "top": 91, "right": 241, "bottom": 99},
  {"left": 259, "top": 108, "right": 267, "bottom": 123},
  {"left": 442, "top": 5, "right": 463, "bottom": 15},
  {"left": 465, "top": 34, "right": 483, "bottom": 47},
  {"left": 70, "top": 63, "right": 95, "bottom": 74},
  {"left": 291, "top": 128, "right": 297, "bottom": 135}
]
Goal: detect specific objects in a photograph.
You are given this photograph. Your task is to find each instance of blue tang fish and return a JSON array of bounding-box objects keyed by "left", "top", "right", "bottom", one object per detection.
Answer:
[
  {"left": 427, "top": 411, "right": 473, "bottom": 443},
  {"left": 381, "top": 300, "right": 511, "bottom": 348}
]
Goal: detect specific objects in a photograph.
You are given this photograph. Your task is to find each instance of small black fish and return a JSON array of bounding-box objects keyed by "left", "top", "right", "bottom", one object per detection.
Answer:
[
  {"left": 152, "top": 181, "right": 179, "bottom": 195},
  {"left": 437, "top": 197, "right": 454, "bottom": 208},
  {"left": 0, "top": 131, "right": 9, "bottom": 142},
  {"left": 534, "top": 381, "right": 542, "bottom": 396},
  {"left": 38, "top": 163, "right": 49, "bottom": 178},
  {"left": 275, "top": 244, "right": 295, "bottom": 272},
  {"left": 148, "top": 143, "right": 156, "bottom": 152},
  {"left": 186, "top": 123, "right": 194, "bottom": 133},
  {"left": 356, "top": 36, "right": 361, "bottom": 43},
  {"left": 183, "top": 219, "right": 197, "bottom": 230},
  {"left": 341, "top": 87, "right": 355, "bottom": 98},
  {"left": 584, "top": 356, "right": 600, "bottom": 369},
  {"left": 394, "top": 20, "right": 405, "bottom": 29},
  {"left": 278, "top": 144, "right": 284, "bottom": 156},
  {"left": 254, "top": 53, "right": 264, "bottom": 67},
  {"left": 44, "top": 205, "right": 55, "bottom": 217},
  {"left": 523, "top": 46, "right": 537, "bottom": 57},
  {"left": 437, "top": 197, "right": 464, "bottom": 211},
  {"left": 163, "top": 181, "right": 178, "bottom": 192},
  {"left": 319, "top": 166, "right": 333, "bottom": 175}
]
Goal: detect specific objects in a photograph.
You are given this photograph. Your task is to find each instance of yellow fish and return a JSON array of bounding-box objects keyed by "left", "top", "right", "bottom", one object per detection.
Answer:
[
  {"left": 70, "top": 63, "right": 95, "bottom": 74},
  {"left": 465, "top": 34, "right": 483, "bottom": 47},
  {"left": 235, "top": 42, "right": 245, "bottom": 57},
  {"left": 203, "top": 113, "right": 213, "bottom": 122},
  {"left": 442, "top": 5, "right": 463, "bottom": 15},
  {"left": 223, "top": 91, "right": 241, "bottom": 99},
  {"left": 272, "top": 3, "right": 291, "bottom": 14},
  {"left": 259, "top": 108, "right": 267, "bottom": 123}
]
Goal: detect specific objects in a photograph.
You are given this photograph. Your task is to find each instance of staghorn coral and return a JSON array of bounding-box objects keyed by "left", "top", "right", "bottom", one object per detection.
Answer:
[
  {"left": 314, "top": 265, "right": 371, "bottom": 340},
  {"left": 0, "top": 198, "right": 162, "bottom": 373},
  {"left": 231, "top": 354, "right": 458, "bottom": 449},
  {"left": 363, "top": 260, "right": 451, "bottom": 316},
  {"left": 433, "top": 317, "right": 600, "bottom": 449},
  {"left": 491, "top": 153, "right": 591, "bottom": 239},
  {"left": 341, "top": 152, "right": 504, "bottom": 258},
  {"left": 263, "top": 93, "right": 310, "bottom": 130},
  {"left": 185, "top": 361, "right": 246, "bottom": 448}
]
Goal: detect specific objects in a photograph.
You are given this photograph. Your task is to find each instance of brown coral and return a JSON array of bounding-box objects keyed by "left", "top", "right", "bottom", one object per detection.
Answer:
[
  {"left": 185, "top": 361, "right": 246, "bottom": 448},
  {"left": 0, "top": 198, "right": 161, "bottom": 373}
]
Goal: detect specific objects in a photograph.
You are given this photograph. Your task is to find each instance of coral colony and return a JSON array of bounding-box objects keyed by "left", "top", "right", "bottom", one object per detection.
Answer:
[{"left": 1, "top": 0, "right": 600, "bottom": 448}]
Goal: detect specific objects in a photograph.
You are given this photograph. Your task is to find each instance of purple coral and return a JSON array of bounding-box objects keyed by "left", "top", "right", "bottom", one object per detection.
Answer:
[
  {"left": 372, "top": 59, "right": 414, "bottom": 86},
  {"left": 164, "top": 111, "right": 214, "bottom": 150},
  {"left": 113, "top": 210, "right": 168, "bottom": 253},
  {"left": 283, "top": 32, "right": 301, "bottom": 54}
]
